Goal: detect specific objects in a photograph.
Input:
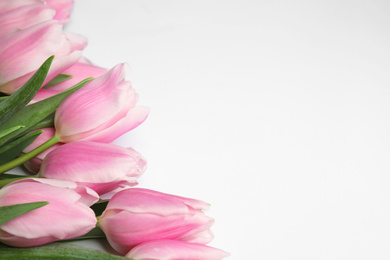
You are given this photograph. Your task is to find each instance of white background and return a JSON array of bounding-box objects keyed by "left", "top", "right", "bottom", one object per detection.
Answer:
[{"left": 65, "top": 1, "right": 390, "bottom": 259}]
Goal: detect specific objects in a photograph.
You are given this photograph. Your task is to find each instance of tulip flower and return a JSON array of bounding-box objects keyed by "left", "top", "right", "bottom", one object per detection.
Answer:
[
  {"left": 39, "top": 141, "right": 147, "bottom": 196},
  {"left": 45, "top": 0, "right": 74, "bottom": 24},
  {"left": 0, "top": 3, "right": 55, "bottom": 39},
  {"left": 22, "top": 128, "right": 63, "bottom": 173},
  {"left": 0, "top": 20, "right": 81, "bottom": 94},
  {"left": 125, "top": 240, "right": 230, "bottom": 260},
  {"left": 0, "top": 178, "right": 99, "bottom": 247},
  {"left": 54, "top": 63, "right": 149, "bottom": 143},
  {"left": 99, "top": 188, "right": 214, "bottom": 254}
]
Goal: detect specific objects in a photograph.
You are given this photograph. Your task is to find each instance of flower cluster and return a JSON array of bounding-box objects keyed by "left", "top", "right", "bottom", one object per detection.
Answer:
[{"left": 0, "top": 1, "right": 229, "bottom": 259}]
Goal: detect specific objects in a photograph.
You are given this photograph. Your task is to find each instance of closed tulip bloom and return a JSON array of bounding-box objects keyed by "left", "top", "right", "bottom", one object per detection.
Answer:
[
  {"left": 125, "top": 240, "right": 230, "bottom": 260},
  {"left": 55, "top": 63, "right": 149, "bottom": 143},
  {"left": 99, "top": 188, "right": 214, "bottom": 255},
  {"left": 0, "top": 178, "right": 99, "bottom": 247},
  {"left": 39, "top": 141, "right": 147, "bottom": 196},
  {"left": 22, "top": 128, "right": 63, "bottom": 173},
  {"left": 0, "top": 3, "right": 55, "bottom": 39},
  {"left": 0, "top": 20, "right": 81, "bottom": 94}
]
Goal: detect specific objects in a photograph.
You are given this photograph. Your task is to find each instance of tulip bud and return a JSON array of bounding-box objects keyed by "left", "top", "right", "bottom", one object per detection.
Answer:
[
  {"left": 99, "top": 188, "right": 214, "bottom": 255},
  {"left": 0, "top": 178, "right": 99, "bottom": 247},
  {"left": 39, "top": 141, "right": 147, "bottom": 197},
  {"left": 54, "top": 63, "right": 149, "bottom": 143},
  {"left": 125, "top": 240, "right": 230, "bottom": 260}
]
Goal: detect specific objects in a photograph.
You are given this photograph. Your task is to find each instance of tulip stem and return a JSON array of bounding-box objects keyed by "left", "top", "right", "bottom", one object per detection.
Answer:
[{"left": 0, "top": 135, "right": 60, "bottom": 174}]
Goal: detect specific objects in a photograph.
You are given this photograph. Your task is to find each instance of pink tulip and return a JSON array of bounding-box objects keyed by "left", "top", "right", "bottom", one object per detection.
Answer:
[
  {"left": 39, "top": 141, "right": 147, "bottom": 196},
  {"left": 55, "top": 63, "right": 149, "bottom": 143},
  {"left": 99, "top": 188, "right": 214, "bottom": 255},
  {"left": 22, "top": 128, "right": 63, "bottom": 173},
  {"left": 0, "top": 3, "right": 55, "bottom": 39},
  {"left": 0, "top": 178, "right": 99, "bottom": 247},
  {"left": 45, "top": 0, "right": 74, "bottom": 24},
  {"left": 0, "top": 20, "right": 81, "bottom": 94},
  {"left": 125, "top": 240, "right": 230, "bottom": 260}
]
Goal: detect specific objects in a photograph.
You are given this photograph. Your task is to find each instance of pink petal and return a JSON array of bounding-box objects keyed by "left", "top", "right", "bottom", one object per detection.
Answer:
[
  {"left": 126, "top": 240, "right": 230, "bottom": 260},
  {"left": 0, "top": 4, "right": 55, "bottom": 39}
]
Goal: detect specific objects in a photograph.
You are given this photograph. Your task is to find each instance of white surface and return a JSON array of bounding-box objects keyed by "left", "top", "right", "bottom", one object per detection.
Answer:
[{"left": 65, "top": 1, "right": 390, "bottom": 259}]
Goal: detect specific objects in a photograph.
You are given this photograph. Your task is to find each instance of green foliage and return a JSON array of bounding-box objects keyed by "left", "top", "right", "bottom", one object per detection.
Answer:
[
  {"left": 0, "top": 56, "right": 54, "bottom": 125},
  {"left": 0, "top": 243, "right": 128, "bottom": 260},
  {"left": 0, "top": 201, "right": 49, "bottom": 226}
]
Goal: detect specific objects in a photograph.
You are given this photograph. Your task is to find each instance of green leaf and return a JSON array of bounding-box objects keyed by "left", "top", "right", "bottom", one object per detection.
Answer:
[
  {"left": 0, "top": 174, "right": 34, "bottom": 189},
  {"left": 91, "top": 200, "right": 109, "bottom": 216},
  {"left": 16, "top": 112, "right": 54, "bottom": 138},
  {"left": 0, "top": 173, "right": 25, "bottom": 180},
  {"left": 43, "top": 73, "right": 73, "bottom": 89},
  {"left": 0, "top": 201, "right": 49, "bottom": 226},
  {"left": 61, "top": 227, "right": 106, "bottom": 242},
  {"left": 0, "top": 243, "right": 129, "bottom": 260},
  {"left": 0, "top": 130, "right": 43, "bottom": 164},
  {"left": 0, "top": 125, "right": 24, "bottom": 139},
  {"left": 0, "top": 56, "right": 54, "bottom": 125},
  {"left": 0, "top": 96, "right": 8, "bottom": 103},
  {"left": 0, "top": 77, "right": 92, "bottom": 146}
]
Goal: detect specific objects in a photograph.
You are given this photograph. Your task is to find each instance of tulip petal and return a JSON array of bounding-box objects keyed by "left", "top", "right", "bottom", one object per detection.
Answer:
[
  {"left": 0, "top": 4, "right": 55, "bottom": 39},
  {"left": 126, "top": 240, "right": 230, "bottom": 260},
  {"left": 0, "top": 0, "right": 45, "bottom": 14},
  {"left": 0, "top": 20, "right": 63, "bottom": 86}
]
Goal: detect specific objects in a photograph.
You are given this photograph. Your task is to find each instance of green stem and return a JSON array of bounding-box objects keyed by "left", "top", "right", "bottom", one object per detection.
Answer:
[
  {"left": 0, "top": 174, "right": 38, "bottom": 188},
  {"left": 0, "top": 135, "right": 60, "bottom": 174}
]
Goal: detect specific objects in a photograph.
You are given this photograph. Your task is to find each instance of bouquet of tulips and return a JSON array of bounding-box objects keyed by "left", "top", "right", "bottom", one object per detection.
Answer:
[{"left": 0, "top": 1, "right": 229, "bottom": 259}]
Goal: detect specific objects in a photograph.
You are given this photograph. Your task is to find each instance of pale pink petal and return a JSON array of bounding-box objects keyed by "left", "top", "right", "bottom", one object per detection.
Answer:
[
  {"left": 81, "top": 106, "right": 150, "bottom": 143},
  {"left": 0, "top": 4, "right": 55, "bottom": 39},
  {"left": 126, "top": 240, "right": 230, "bottom": 260},
  {"left": 45, "top": 0, "right": 73, "bottom": 24},
  {"left": 1, "top": 50, "right": 82, "bottom": 94},
  {"left": 0, "top": 0, "right": 45, "bottom": 14},
  {"left": 65, "top": 32, "right": 87, "bottom": 52},
  {"left": 0, "top": 20, "right": 63, "bottom": 86},
  {"left": 48, "top": 62, "right": 106, "bottom": 91}
]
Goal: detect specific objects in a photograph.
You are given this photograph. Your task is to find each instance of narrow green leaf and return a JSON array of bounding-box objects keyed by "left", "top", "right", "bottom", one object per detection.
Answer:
[
  {"left": 0, "top": 201, "right": 49, "bottom": 226},
  {"left": 43, "top": 73, "right": 73, "bottom": 89},
  {"left": 91, "top": 200, "right": 109, "bottom": 216},
  {"left": 0, "top": 56, "right": 54, "bottom": 125},
  {"left": 17, "top": 112, "right": 54, "bottom": 137},
  {"left": 0, "top": 243, "right": 128, "bottom": 260},
  {"left": 0, "top": 77, "right": 92, "bottom": 146},
  {"left": 0, "top": 96, "right": 8, "bottom": 103},
  {"left": 0, "top": 125, "right": 24, "bottom": 139},
  {"left": 0, "top": 173, "right": 26, "bottom": 180},
  {"left": 0, "top": 130, "right": 43, "bottom": 164},
  {"left": 0, "top": 175, "right": 34, "bottom": 189},
  {"left": 61, "top": 227, "right": 106, "bottom": 242}
]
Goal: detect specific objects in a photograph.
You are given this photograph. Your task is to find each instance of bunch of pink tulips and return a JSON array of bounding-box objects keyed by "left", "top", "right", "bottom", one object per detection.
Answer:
[{"left": 0, "top": 0, "right": 228, "bottom": 259}]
